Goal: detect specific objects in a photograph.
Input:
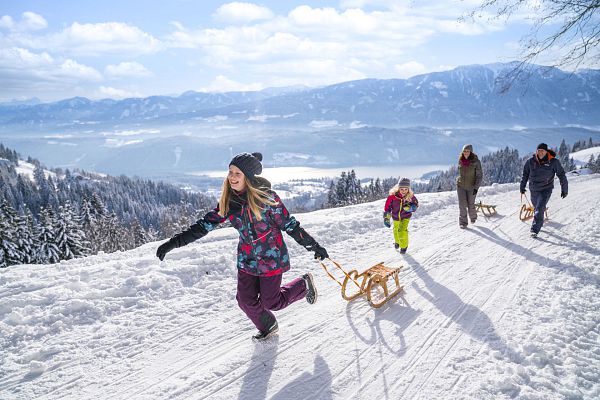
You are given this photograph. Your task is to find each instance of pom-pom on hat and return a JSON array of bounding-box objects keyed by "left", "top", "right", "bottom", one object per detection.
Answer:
[
  {"left": 537, "top": 143, "right": 548, "bottom": 151},
  {"left": 229, "top": 152, "right": 263, "bottom": 179},
  {"left": 398, "top": 177, "right": 411, "bottom": 188}
]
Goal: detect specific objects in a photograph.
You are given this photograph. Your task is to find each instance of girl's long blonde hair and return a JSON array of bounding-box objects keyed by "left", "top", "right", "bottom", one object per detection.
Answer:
[
  {"left": 218, "top": 176, "right": 277, "bottom": 221},
  {"left": 389, "top": 184, "right": 414, "bottom": 199}
]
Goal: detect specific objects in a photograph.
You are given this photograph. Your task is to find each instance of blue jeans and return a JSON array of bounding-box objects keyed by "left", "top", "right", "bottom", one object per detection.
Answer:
[{"left": 530, "top": 188, "right": 552, "bottom": 233}]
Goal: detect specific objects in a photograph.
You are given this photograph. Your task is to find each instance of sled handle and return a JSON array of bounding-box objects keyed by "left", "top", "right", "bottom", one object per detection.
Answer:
[
  {"left": 319, "top": 258, "right": 362, "bottom": 290},
  {"left": 520, "top": 192, "right": 533, "bottom": 207}
]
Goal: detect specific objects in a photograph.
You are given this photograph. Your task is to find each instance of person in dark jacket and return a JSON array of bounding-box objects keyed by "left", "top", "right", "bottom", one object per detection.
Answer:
[
  {"left": 520, "top": 143, "right": 568, "bottom": 237},
  {"left": 156, "top": 152, "right": 328, "bottom": 341},
  {"left": 456, "top": 144, "right": 483, "bottom": 228}
]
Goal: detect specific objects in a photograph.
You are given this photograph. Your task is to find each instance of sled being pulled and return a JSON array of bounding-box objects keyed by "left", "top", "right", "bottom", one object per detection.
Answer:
[
  {"left": 319, "top": 259, "right": 404, "bottom": 308},
  {"left": 475, "top": 200, "right": 497, "bottom": 216},
  {"left": 519, "top": 193, "right": 548, "bottom": 221}
]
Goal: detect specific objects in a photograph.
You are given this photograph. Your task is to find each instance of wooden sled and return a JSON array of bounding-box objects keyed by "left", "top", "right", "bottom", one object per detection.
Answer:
[
  {"left": 319, "top": 259, "right": 404, "bottom": 308},
  {"left": 520, "top": 193, "right": 548, "bottom": 221},
  {"left": 475, "top": 201, "right": 497, "bottom": 216}
]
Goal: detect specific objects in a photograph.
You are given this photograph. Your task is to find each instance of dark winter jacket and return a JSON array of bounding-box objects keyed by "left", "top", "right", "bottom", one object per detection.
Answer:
[
  {"left": 384, "top": 192, "right": 418, "bottom": 221},
  {"left": 520, "top": 150, "right": 568, "bottom": 193},
  {"left": 167, "top": 179, "right": 317, "bottom": 277},
  {"left": 456, "top": 153, "right": 483, "bottom": 190}
]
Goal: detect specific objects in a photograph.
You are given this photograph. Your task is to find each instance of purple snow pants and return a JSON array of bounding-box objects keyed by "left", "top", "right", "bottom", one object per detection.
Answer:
[{"left": 236, "top": 270, "right": 307, "bottom": 333}]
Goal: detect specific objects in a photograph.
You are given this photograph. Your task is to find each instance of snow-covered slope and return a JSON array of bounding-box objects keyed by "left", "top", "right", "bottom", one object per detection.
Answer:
[
  {"left": 571, "top": 146, "right": 600, "bottom": 166},
  {"left": 1, "top": 175, "right": 599, "bottom": 399}
]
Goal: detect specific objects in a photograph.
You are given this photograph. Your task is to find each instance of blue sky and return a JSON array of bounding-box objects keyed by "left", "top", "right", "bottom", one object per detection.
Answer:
[{"left": 0, "top": 0, "right": 550, "bottom": 102}]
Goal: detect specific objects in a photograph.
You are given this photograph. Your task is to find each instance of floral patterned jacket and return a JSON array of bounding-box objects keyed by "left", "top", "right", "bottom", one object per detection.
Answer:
[{"left": 171, "top": 189, "right": 303, "bottom": 276}]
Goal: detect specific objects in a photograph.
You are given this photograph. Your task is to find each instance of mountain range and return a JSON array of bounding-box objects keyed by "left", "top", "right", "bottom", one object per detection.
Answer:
[
  {"left": 1, "top": 62, "right": 599, "bottom": 184},
  {"left": 1, "top": 62, "right": 599, "bottom": 129}
]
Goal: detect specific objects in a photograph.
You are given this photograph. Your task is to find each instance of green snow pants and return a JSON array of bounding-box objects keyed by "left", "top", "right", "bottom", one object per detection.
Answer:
[{"left": 392, "top": 218, "right": 410, "bottom": 249}]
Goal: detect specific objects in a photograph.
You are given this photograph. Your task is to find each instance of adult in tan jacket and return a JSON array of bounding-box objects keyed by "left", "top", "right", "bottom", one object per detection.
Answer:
[{"left": 456, "top": 144, "right": 483, "bottom": 228}]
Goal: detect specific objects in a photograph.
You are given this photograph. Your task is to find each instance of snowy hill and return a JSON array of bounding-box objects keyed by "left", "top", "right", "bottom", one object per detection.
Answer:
[
  {"left": 571, "top": 146, "right": 600, "bottom": 166},
  {"left": 1, "top": 175, "right": 599, "bottom": 399}
]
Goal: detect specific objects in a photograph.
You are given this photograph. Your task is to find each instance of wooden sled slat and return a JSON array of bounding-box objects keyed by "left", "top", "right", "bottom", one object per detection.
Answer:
[
  {"left": 320, "top": 259, "right": 404, "bottom": 308},
  {"left": 520, "top": 193, "right": 549, "bottom": 221},
  {"left": 475, "top": 201, "right": 497, "bottom": 216}
]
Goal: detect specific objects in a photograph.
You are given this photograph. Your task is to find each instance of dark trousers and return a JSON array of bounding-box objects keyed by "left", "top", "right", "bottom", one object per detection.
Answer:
[
  {"left": 457, "top": 188, "right": 477, "bottom": 226},
  {"left": 236, "top": 270, "right": 307, "bottom": 333},
  {"left": 530, "top": 188, "right": 553, "bottom": 233}
]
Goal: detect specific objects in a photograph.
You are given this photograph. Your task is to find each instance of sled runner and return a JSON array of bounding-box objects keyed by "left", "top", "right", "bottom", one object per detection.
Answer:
[
  {"left": 319, "top": 259, "right": 404, "bottom": 308},
  {"left": 519, "top": 193, "right": 548, "bottom": 221},
  {"left": 475, "top": 200, "right": 497, "bottom": 216}
]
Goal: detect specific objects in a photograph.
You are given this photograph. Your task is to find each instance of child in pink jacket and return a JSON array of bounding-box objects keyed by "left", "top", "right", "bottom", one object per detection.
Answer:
[{"left": 383, "top": 177, "right": 419, "bottom": 253}]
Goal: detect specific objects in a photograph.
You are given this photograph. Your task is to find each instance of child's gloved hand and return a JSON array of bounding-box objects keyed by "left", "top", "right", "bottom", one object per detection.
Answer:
[
  {"left": 402, "top": 203, "right": 417, "bottom": 213},
  {"left": 383, "top": 212, "right": 391, "bottom": 228}
]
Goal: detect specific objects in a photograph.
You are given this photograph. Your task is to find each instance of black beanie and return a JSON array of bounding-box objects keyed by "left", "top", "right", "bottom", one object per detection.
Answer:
[
  {"left": 537, "top": 143, "right": 548, "bottom": 151},
  {"left": 229, "top": 152, "right": 263, "bottom": 179}
]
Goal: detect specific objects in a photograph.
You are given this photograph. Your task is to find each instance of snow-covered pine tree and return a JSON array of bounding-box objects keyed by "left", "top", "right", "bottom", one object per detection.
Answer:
[
  {"left": 36, "top": 206, "right": 60, "bottom": 264},
  {"left": 15, "top": 209, "right": 37, "bottom": 264},
  {"left": 55, "top": 201, "right": 91, "bottom": 260},
  {"left": 0, "top": 200, "right": 21, "bottom": 267},
  {"left": 100, "top": 212, "right": 126, "bottom": 253},
  {"left": 558, "top": 139, "right": 571, "bottom": 171},
  {"left": 130, "top": 219, "right": 148, "bottom": 248},
  {"left": 326, "top": 181, "right": 338, "bottom": 207}
]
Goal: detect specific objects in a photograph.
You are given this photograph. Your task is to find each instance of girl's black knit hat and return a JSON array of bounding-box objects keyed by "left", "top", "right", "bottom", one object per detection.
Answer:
[{"left": 229, "top": 152, "right": 263, "bottom": 179}]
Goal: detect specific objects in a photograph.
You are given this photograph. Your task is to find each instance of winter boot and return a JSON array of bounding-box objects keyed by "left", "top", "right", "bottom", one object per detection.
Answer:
[
  {"left": 394, "top": 243, "right": 400, "bottom": 249},
  {"left": 252, "top": 321, "right": 279, "bottom": 341},
  {"left": 530, "top": 228, "right": 538, "bottom": 238},
  {"left": 400, "top": 248, "right": 407, "bottom": 254},
  {"left": 302, "top": 272, "right": 318, "bottom": 305},
  {"left": 460, "top": 224, "right": 467, "bottom": 229}
]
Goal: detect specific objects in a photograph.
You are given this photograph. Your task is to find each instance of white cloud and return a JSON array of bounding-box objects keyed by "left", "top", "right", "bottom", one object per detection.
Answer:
[
  {"left": 395, "top": 61, "right": 427, "bottom": 78},
  {"left": 199, "top": 75, "right": 263, "bottom": 92},
  {"left": 0, "top": 12, "right": 47, "bottom": 31},
  {"left": 21, "top": 22, "right": 162, "bottom": 56},
  {"left": 213, "top": 2, "right": 274, "bottom": 23},
  {"left": 395, "top": 62, "right": 455, "bottom": 79},
  {"left": 21, "top": 12, "right": 47, "bottom": 31},
  {"left": 105, "top": 62, "right": 152, "bottom": 78},
  {"left": 0, "top": 47, "right": 101, "bottom": 81},
  {"left": 57, "top": 59, "right": 102, "bottom": 80},
  {"left": 96, "top": 86, "right": 143, "bottom": 99},
  {"left": 0, "top": 15, "right": 14, "bottom": 30}
]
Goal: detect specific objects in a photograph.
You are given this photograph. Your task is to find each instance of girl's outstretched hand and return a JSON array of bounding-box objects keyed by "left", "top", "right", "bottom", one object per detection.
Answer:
[
  {"left": 156, "top": 239, "right": 176, "bottom": 261},
  {"left": 313, "top": 244, "right": 329, "bottom": 260}
]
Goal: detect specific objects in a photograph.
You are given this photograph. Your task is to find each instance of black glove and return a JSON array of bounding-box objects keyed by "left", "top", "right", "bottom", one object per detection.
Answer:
[
  {"left": 472, "top": 188, "right": 478, "bottom": 196},
  {"left": 312, "top": 244, "right": 329, "bottom": 260},
  {"left": 156, "top": 239, "right": 177, "bottom": 261},
  {"left": 520, "top": 189, "right": 526, "bottom": 194},
  {"left": 561, "top": 192, "right": 567, "bottom": 199}
]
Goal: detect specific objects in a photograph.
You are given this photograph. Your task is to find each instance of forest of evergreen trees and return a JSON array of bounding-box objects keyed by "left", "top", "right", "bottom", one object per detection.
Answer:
[
  {"left": 1, "top": 138, "right": 599, "bottom": 268},
  {"left": 324, "top": 138, "right": 600, "bottom": 208},
  {"left": 0, "top": 143, "right": 215, "bottom": 268}
]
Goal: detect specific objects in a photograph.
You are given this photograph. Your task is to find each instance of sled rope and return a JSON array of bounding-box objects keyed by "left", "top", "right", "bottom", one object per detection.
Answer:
[{"left": 319, "top": 258, "right": 362, "bottom": 290}]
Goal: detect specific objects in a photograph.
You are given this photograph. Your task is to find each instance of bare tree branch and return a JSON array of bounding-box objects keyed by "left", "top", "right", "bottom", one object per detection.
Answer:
[{"left": 464, "top": 0, "right": 600, "bottom": 91}]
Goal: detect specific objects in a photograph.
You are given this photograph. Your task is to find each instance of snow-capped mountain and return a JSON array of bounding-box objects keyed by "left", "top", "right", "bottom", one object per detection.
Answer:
[
  {"left": 1, "top": 174, "right": 599, "bottom": 399},
  {"left": 0, "top": 63, "right": 599, "bottom": 128}
]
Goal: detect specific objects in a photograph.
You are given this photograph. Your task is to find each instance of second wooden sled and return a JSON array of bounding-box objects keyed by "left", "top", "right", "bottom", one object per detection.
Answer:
[
  {"left": 319, "top": 259, "right": 404, "bottom": 308},
  {"left": 519, "top": 193, "right": 548, "bottom": 221},
  {"left": 475, "top": 200, "right": 497, "bottom": 216}
]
